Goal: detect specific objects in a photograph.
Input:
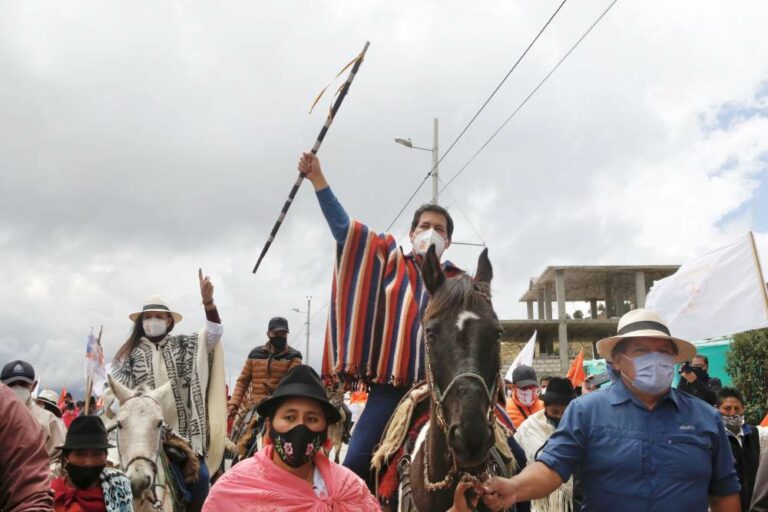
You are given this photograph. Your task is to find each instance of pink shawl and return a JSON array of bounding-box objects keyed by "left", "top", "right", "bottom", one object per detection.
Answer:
[{"left": 203, "top": 446, "right": 380, "bottom": 512}]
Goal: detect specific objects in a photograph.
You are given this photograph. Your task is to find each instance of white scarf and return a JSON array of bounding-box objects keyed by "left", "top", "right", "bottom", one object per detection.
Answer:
[{"left": 514, "top": 409, "right": 573, "bottom": 512}]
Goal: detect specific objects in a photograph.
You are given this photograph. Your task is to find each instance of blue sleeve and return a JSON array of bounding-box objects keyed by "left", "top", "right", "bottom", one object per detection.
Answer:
[
  {"left": 535, "top": 400, "right": 588, "bottom": 483},
  {"left": 708, "top": 410, "right": 741, "bottom": 496},
  {"left": 316, "top": 187, "right": 350, "bottom": 245}
]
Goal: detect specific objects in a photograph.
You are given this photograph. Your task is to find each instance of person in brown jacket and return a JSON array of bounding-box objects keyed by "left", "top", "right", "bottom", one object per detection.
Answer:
[
  {"left": 0, "top": 382, "right": 54, "bottom": 510},
  {"left": 228, "top": 316, "right": 303, "bottom": 419}
]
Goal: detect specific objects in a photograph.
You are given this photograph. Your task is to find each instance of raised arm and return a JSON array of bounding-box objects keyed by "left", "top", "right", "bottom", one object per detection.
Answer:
[
  {"left": 200, "top": 268, "right": 222, "bottom": 353},
  {"left": 298, "top": 152, "right": 350, "bottom": 244}
]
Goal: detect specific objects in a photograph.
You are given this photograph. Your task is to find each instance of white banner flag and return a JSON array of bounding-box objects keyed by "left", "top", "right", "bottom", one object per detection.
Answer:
[
  {"left": 646, "top": 232, "right": 768, "bottom": 341},
  {"left": 85, "top": 326, "right": 107, "bottom": 396},
  {"left": 506, "top": 331, "right": 537, "bottom": 380}
]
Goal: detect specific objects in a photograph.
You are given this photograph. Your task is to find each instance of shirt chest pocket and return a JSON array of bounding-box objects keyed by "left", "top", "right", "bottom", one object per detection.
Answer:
[{"left": 659, "top": 434, "right": 713, "bottom": 479}]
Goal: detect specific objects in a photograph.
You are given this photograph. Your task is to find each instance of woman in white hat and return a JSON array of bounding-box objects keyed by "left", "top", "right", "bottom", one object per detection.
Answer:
[{"left": 109, "top": 269, "right": 226, "bottom": 511}]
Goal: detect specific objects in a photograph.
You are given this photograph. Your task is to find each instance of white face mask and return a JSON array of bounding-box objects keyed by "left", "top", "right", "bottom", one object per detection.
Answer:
[
  {"left": 516, "top": 388, "right": 537, "bottom": 407},
  {"left": 11, "top": 385, "right": 31, "bottom": 403},
  {"left": 411, "top": 229, "right": 446, "bottom": 258},
  {"left": 143, "top": 318, "right": 168, "bottom": 337}
]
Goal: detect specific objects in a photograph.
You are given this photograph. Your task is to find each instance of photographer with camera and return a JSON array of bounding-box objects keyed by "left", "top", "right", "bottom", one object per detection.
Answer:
[{"left": 677, "top": 354, "right": 722, "bottom": 406}]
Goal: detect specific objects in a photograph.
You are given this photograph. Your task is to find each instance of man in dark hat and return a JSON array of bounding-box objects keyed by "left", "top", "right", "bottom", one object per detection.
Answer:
[
  {"left": 51, "top": 415, "right": 132, "bottom": 508},
  {"left": 514, "top": 377, "right": 577, "bottom": 511},
  {"left": 1, "top": 359, "right": 66, "bottom": 470},
  {"left": 228, "top": 316, "right": 303, "bottom": 421}
]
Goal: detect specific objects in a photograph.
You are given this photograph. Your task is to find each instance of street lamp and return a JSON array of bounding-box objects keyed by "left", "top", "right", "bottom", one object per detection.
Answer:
[
  {"left": 395, "top": 118, "right": 439, "bottom": 204},
  {"left": 292, "top": 296, "right": 311, "bottom": 365}
]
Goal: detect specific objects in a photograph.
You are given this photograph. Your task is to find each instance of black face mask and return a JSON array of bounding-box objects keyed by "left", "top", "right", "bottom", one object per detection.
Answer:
[
  {"left": 545, "top": 414, "right": 561, "bottom": 429},
  {"left": 269, "top": 336, "right": 287, "bottom": 351},
  {"left": 269, "top": 424, "right": 326, "bottom": 468},
  {"left": 67, "top": 463, "right": 105, "bottom": 489}
]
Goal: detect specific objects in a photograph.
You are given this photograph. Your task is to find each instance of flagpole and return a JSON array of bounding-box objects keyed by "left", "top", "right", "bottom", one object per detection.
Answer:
[
  {"left": 748, "top": 231, "right": 768, "bottom": 316},
  {"left": 252, "top": 41, "right": 371, "bottom": 274},
  {"left": 84, "top": 325, "right": 103, "bottom": 415}
]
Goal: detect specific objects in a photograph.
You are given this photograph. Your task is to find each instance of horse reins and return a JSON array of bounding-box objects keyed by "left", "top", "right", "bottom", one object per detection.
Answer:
[{"left": 422, "top": 282, "right": 499, "bottom": 492}]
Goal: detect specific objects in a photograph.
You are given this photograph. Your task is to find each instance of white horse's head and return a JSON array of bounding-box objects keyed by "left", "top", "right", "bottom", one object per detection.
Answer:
[{"left": 104, "top": 374, "right": 173, "bottom": 502}]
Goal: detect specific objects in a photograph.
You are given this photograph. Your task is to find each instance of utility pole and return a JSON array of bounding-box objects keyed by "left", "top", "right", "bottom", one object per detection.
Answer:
[
  {"left": 304, "top": 296, "right": 311, "bottom": 364},
  {"left": 395, "top": 117, "right": 440, "bottom": 204},
  {"left": 431, "top": 118, "right": 439, "bottom": 204},
  {"left": 293, "top": 296, "right": 312, "bottom": 365}
]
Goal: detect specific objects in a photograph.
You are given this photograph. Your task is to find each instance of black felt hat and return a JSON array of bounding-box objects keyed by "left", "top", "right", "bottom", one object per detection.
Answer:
[
  {"left": 540, "top": 377, "right": 576, "bottom": 405},
  {"left": 256, "top": 365, "right": 341, "bottom": 424},
  {"left": 57, "top": 416, "right": 114, "bottom": 450}
]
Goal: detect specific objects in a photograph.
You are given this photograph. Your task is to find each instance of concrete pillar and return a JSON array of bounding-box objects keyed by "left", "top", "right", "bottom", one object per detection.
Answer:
[
  {"left": 555, "top": 269, "right": 569, "bottom": 372},
  {"left": 526, "top": 301, "right": 534, "bottom": 320},
  {"left": 537, "top": 289, "right": 545, "bottom": 320},
  {"left": 590, "top": 299, "right": 598, "bottom": 319},
  {"left": 635, "top": 271, "right": 646, "bottom": 309},
  {"left": 605, "top": 279, "right": 615, "bottom": 318},
  {"left": 543, "top": 285, "right": 552, "bottom": 320}
]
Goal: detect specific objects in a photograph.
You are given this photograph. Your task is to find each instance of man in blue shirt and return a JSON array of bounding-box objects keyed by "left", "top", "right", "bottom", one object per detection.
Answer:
[{"left": 482, "top": 308, "right": 740, "bottom": 512}]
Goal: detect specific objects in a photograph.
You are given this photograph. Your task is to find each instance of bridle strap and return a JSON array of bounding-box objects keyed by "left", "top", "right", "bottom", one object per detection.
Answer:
[{"left": 436, "top": 372, "right": 497, "bottom": 407}]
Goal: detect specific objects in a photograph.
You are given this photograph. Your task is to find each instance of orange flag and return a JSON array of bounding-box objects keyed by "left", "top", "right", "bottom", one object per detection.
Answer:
[
  {"left": 761, "top": 413, "right": 768, "bottom": 428},
  {"left": 567, "top": 349, "right": 586, "bottom": 387},
  {"left": 58, "top": 387, "right": 68, "bottom": 410}
]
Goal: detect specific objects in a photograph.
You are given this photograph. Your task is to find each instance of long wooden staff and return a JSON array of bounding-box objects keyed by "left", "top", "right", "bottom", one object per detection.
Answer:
[{"left": 252, "top": 41, "right": 371, "bottom": 274}]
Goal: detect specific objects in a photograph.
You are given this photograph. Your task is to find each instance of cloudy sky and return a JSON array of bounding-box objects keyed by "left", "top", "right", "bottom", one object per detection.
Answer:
[{"left": 2, "top": 0, "right": 767, "bottom": 395}]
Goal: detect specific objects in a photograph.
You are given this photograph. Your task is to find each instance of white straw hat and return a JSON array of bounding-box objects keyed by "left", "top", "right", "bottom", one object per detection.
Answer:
[
  {"left": 596, "top": 308, "right": 696, "bottom": 364},
  {"left": 129, "top": 295, "right": 183, "bottom": 324}
]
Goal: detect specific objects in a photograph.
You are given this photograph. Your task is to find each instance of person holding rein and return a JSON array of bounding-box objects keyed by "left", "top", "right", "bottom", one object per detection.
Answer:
[{"left": 481, "top": 309, "right": 741, "bottom": 512}]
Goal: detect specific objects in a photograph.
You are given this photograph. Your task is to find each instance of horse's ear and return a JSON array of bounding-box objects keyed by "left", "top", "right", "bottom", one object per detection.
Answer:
[
  {"left": 148, "top": 381, "right": 173, "bottom": 405},
  {"left": 421, "top": 244, "right": 445, "bottom": 294},
  {"left": 475, "top": 248, "right": 493, "bottom": 286},
  {"left": 108, "top": 374, "right": 135, "bottom": 405}
]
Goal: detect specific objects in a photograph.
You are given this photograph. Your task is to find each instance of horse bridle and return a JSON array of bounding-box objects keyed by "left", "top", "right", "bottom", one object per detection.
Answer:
[
  {"left": 115, "top": 394, "right": 168, "bottom": 509},
  {"left": 422, "top": 286, "right": 499, "bottom": 492}
]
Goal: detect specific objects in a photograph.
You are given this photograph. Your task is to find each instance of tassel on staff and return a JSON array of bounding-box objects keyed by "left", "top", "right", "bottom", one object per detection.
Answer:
[{"left": 252, "top": 41, "right": 371, "bottom": 274}]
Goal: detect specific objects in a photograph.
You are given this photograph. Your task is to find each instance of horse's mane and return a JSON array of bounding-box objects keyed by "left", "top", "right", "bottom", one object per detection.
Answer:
[{"left": 425, "top": 274, "right": 492, "bottom": 319}]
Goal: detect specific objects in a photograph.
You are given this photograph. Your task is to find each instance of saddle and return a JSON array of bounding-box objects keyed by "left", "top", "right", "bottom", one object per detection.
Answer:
[{"left": 373, "top": 382, "right": 517, "bottom": 510}]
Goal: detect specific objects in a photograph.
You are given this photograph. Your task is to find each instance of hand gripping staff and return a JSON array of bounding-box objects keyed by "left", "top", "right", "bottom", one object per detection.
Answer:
[{"left": 252, "top": 41, "right": 371, "bottom": 274}]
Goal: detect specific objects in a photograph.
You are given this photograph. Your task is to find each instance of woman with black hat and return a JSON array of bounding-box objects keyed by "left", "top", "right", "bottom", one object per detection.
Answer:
[
  {"left": 513, "top": 377, "right": 576, "bottom": 512},
  {"left": 203, "top": 365, "right": 379, "bottom": 511},
  {"left": 52, "top": 415, "right": 133, "bottom": 512}
]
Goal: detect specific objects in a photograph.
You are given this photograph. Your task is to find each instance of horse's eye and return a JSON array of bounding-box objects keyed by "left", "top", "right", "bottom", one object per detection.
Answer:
[{"left": 496, "top": 329, "right": 503, "bottom": 339}]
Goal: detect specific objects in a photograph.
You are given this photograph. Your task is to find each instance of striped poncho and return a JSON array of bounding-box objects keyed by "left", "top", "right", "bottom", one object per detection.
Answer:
[{"left": 322, "top": 219, "right": 461, "bottom": 387}]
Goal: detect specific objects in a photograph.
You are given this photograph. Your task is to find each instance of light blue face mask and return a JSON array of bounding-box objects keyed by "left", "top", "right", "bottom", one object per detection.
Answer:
[{"left": 621, "top": 352, "right": 676, "bottom": 395}]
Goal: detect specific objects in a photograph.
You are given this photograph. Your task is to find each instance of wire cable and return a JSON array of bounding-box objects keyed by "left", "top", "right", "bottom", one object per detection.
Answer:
[
  {"left": 440, "top": 0, "right": 620, "bottom": 192},
  {"left": 384, "top": 0, "right": 569, "bottom": 231}
]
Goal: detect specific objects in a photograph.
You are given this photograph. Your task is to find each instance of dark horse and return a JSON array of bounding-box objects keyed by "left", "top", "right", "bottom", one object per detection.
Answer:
[{"left": 408, "top": 245, "right": 504, "bottom": 511}]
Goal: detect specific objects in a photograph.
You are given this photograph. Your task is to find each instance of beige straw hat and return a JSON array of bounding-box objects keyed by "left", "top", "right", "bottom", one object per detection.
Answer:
[
  {"left": 596, "top": 308, "right": 696, "bottom": 364},
  {"left": 129, "top": 295, "right": 183, "bottom": 324}
]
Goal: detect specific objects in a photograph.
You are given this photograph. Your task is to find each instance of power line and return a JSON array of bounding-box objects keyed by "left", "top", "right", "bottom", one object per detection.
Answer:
[
  {"left": 438, "top": 177, "right": 487, "bottom": 246},
  {"left": 441, "top": 0, "right": 620, "bottom": 193},
  {"left": 384, "top": 0, "right": 569, "bottom": 232}
]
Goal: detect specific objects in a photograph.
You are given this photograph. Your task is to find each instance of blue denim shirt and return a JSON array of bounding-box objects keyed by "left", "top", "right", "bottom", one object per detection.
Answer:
[{"left": 537, "top": 378, "right": 739, "bottom": 512}]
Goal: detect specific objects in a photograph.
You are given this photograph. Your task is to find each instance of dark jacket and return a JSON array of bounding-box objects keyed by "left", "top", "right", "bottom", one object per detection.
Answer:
[
  {"left": 230, "top": 343, "right": 303, "bottom": 410},
  {"left": 727, "top": 424, "right": 760, "bottom": 511},
  {"left": 677, "top": 374, "right": 722, "bottom": 406}
]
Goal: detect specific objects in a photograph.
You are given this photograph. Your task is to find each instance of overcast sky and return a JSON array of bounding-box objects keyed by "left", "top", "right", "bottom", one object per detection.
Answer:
[{"left": 2, "top": 0, "right": 767, "bottom": 395}]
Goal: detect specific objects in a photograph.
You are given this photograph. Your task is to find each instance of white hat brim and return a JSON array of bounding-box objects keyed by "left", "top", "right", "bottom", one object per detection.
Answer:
[
  {"left": 596, "top": 330, "right": 696, "bottom": 364},
  {"left": 129, "top": 309, "right": 183, "bottom": 324}
]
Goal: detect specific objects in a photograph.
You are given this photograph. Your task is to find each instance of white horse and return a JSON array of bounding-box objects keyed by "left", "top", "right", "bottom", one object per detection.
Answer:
[{"left": 103, "top": 374, "right": 175, "bottom": 512}]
